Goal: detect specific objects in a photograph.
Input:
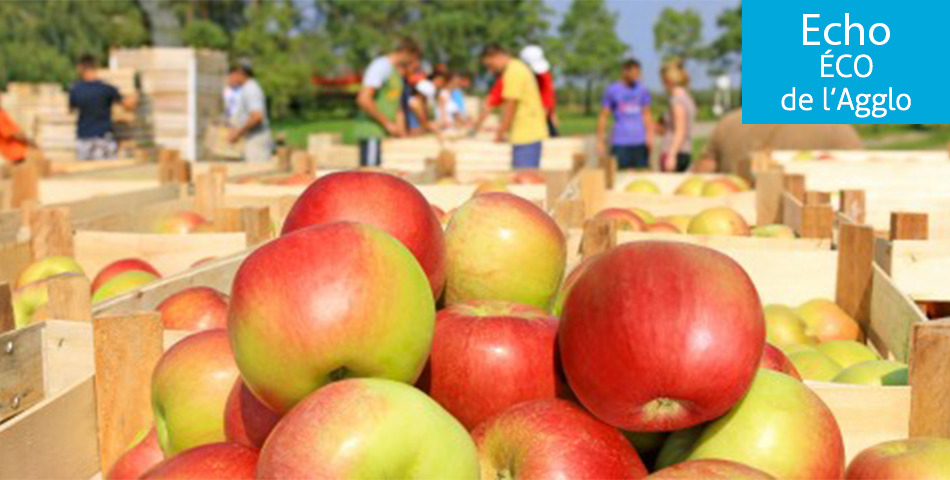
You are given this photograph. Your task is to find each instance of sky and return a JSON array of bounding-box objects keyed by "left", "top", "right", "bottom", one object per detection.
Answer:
[{"left": 546, "top": 0, "right": 741, "bottom": 90}]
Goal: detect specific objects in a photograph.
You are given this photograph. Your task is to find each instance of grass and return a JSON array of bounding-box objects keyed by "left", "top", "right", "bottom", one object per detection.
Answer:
[{"left": 273, "top": 113, "right": 947, "bottom": 154}]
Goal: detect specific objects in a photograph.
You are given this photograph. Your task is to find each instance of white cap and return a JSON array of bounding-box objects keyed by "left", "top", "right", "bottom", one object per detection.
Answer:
[
  {"left": 520, "top": 45, "right": 550, "bottom": 74},
  {"left": 415, "top": 80, "right": 436, "bottom": 99}
]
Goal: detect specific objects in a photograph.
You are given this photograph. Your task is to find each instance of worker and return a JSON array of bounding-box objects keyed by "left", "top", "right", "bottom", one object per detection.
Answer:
[
  {"left": 0, "top": 90, "right": 34, "bottom": 164},
  {"left": 226, "top": 64, "right": 273, "bottom": 164},
  {"left": 69, "top": 54, "right": 136, "bottom": 160}
]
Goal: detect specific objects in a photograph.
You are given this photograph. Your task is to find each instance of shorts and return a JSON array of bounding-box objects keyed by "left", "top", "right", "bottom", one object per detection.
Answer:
[
  {"left": 512, "top": 142, "right": 543, "bottom": 169},
  {"left": 359, "top": 138, "right": 382, "bottom": 167},
  {"left": 612, "top": 145, "right": 649, "bottom": 170},
  {"left": 674, "top": 153, "right": 692, "bottom": 172},
  {"left": 76, "top": 134, "right": 117, "bottom": 161}
]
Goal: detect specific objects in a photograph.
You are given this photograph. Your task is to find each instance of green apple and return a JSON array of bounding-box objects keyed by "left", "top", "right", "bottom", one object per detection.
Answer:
[
  {"left": 92, "top": 270, "right": 158, "bottom": 304},
  {"left": 788, "top": 349, "right": 843, "bottom": 381},
  {"left": 663, "top": 215, "right": 693, "bottom": 233},
  {"left": 832, "top": 360, "right": 909, "bottom": 386},
  {"left": 12, "top": 281, "right": 49, "bottom": 328},
  {"left": 846, "top": 438, "right": 950, "bottom": 479},
  {"left": 763, "top": 304, "right": 817, "bottom": 348},
  {"left": 751, "top": 225, "right": 797, "bottom": 239},
  {"left": 632, "top": 208, "right": 656, "bottom": 224},
  {"left": 257, "top": 379, "right": 479, "bottom": 479},
  {"left": 444, "top": 193, "right": 566, "bottom": 310},
  {"left": 674, "top": 177, "right": 706, "bottom": 196},
  {"left": 17, "top": 256, "right": 85, "bottom": 288},
  {"left": 687, "top": 207, "right": 750, "bottom": 236},
  {"left": 668, "top": 369, "right": 845, "bottom": 479},
  {"left": 816, "top": 340, "right": 881, "bottom": 369},
  {"left": 624, "top": 179, "right": 661, "bottom": 194},
  {"left": 152, "top": 330, "right": 239, "bottom": 456}
]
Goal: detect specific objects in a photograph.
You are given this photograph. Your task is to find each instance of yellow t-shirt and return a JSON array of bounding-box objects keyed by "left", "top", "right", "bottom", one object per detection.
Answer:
[{"left": 502, "top": 59, "right": 549, "bottom": 145}]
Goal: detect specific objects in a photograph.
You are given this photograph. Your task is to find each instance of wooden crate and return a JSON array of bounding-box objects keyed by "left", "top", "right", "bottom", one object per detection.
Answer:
[
  {"left": 379, "top": 136, "right": 590, "bottom": 173},
  {"left": 755, "top": 151, "right": 950, "bottom": 238},
  {"left": 110, "top": 48, "right": 227, "bottom": 161},
  {"left": 0, "top": 318, "right": 188, "bottom": 479},
  {"left": 577, "top": 221, "right": 935, "bottom": 461}
]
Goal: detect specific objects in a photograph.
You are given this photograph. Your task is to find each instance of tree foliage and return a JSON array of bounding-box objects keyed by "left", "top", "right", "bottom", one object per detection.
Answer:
[
  {"left": 559, "top": 0, "right": 628, "bottom": 113},
  {"left": 0, "top": 0, "right": 149, "bottom": 86},
  {"left": 653, "top": 7, "right": 704, "bottom": 64}
]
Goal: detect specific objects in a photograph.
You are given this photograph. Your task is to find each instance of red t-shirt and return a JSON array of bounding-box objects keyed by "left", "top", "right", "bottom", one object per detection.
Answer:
[
  {"left": 0, "top": 109, "right": 27, "bottom": 163},
  {"left": 536, "top": 71, "right": 556, "bottom": 112},
  {"left": 486, "top": 72, "right": 556, "bottom": 113}
]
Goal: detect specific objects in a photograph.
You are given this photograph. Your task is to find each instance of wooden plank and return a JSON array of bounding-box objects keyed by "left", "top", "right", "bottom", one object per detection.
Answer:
[
  {"left": 801, "top": 204, "right": 834, "bottom": 239},
  {"left": 11, "top": 162, "right": 39, "bottom": 209},
  {"left": 29, "top": 207, "right": 74, "bottom": 259},
  {"left": 0, "top": 324, "right": 45, "bottom": 423},
  {"left": 0, "top": 377, "right": 99, "bottom": 480},
  {"left": 809, "top": 382, "right": 910, "bottom": 462},
  {"left": 242, "top": 206, "right": 272, "bottom": 247},
  {"left": 840, "top": 190, "right": 866, "bottom": 224},
  {"left": 755, "top": 169, "right": 785, "bottom": 226},
  {"left": 194, "top": 172, "right": 225, "bottom": 220},
  {"left": 554, "top": 199, "right": 586, "bottom": 233},
  {"left": 276, "top": 147, "right": 291, "bottom": 171},
  {"left": 836, "top": 223, "right": 875, "bottom": 334},
  {"left": 890, "top": 212, "right": 929, "bottom": 241},
  {"left": 93, "top": 312, "right": 164, "bottom": 475},
  {"left": 0, "top": 243, "right": 33, "bottom": 286},
  {"left": 579, "top": 169, "right": 606, "bottom": 219},
  {"left": 784, "top": 174, "right": 806, "bottom": 202},
  {"left": 435, "top": 150, "right": 457, "bottom": 180},
  {"left": 46, "top": 275, "right": 92, "bottom": 322},
  {"left": 580, "top": 218, "right": 616, "bottom": 260},
  {"left": 884, "top": 239, "right": 950, "bottom": 302},
  {"left": 805, "top": 191, "right": 831, "bottom": 206},
  {"left": 95, "top": 251, "right": 249, "bottom": 314},
  {"left": 0, "top": 284, "right": 14, "bottom": 333},
  {"left": 782, "top": 192, "right": 804, "bottom": 235},
  {"left": 869, "top": 264, "right": 928, "bottom": 362},
  {"left": 909, "top": 318, "right": 950, "bottom": 438}
]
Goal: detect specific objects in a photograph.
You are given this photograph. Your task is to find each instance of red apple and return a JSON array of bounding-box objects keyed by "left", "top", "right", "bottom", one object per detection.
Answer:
[
  {"left": 846, "top": 438, "right": 950, "bottom": 479},
  {"left": 280, "top": 171, "right": 445, "bottom": 298},
  {"left": 140, "top": 443, "right": 258, "bottom": 480},
  {"left": 91, "top": 259, "right": 161, "bottom": 294},
  {"left": 473, "top": 399, "right": 647, "bottom": 479},
  {"left": 152, "top": 330, "right": 240, "bottom": 456},
  {"left": 224, "top": 378, "right": 280, "bottom": 449},
  {"left": 760, "top": 343, "right": 802, "bottom": 379},
  {"left": 511, "top": 171, "right": 546, "bottom": 185},
  {"left": 594, "top": 208, "right": 647, "bottom": 232},
  {"left": 797, "top": 299, "right": 862, "bottom": 342},
  {"left": 702, "top": 179, "right": 742, "bottom": 196},
  {"left": 419, "top": 300, "right": 563, "bottom": 430},
  {"left": 257, "top": 379, "right": 479, "bottom": 479},
  {"left": 647, "top": 222, "right": 682, "bottom": 234},
  {"left": 157, "top": 287, "right": 229, "bottom": 331},
  {"left": 229, "top": 223, "right": 435, "bottom": 414},
  {"left": 106, "top": 428, "right": 164, "bottom": 480},
  {"left": 560, "top": 242, "right": 765, "bottom": 431},
  {"left": 444, "top": 193, "right": 566, "bottom": 310},
  {"left": 152, "top": 211, "right": 209, "bottom": 234},
  {"left": 648, "top": 459, "right": 774, "bottom": 479}
]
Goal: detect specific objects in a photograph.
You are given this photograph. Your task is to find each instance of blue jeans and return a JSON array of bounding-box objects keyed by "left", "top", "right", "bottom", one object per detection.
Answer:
[{"left": 512, "top": 142, "right": 543, "bottom": 169}]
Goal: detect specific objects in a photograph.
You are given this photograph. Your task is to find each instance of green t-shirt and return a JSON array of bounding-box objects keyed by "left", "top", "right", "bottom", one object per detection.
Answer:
[{"left": 354, "top": 56, "right": 404, "bottom": 140}]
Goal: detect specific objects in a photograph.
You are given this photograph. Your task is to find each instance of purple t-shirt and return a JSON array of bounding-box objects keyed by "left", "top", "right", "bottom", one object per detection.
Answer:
[{"left": 602, "top": 82, "right": 651, "bottom": 146}]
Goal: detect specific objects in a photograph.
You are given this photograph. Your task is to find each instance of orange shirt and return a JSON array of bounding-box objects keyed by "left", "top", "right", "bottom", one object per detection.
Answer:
[{"left": 0, "top": 108, "right": 27, "bottom": 163}]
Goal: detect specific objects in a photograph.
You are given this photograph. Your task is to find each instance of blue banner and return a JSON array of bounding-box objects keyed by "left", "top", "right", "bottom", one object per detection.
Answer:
[{"left": 743, "top": 0, "right": 948, "bottom": 124}]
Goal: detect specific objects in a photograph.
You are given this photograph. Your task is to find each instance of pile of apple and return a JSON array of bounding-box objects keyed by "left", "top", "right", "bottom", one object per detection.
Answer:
[
  {"left": 623, "top": 175, "right": 750, "bottom": 197},
  {"left": 102, "top": 170, "right": 949, "bottom": 480},
  {"left": 593, "top": 205, "right": 795, "bottom": 239},
  {"left": 765, "top": 302, "right": 909, "bottom": 385}
]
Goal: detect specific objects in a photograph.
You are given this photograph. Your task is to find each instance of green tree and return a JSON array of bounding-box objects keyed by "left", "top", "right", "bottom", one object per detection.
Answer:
[
  {"left": 414, "top": 0, "right": 551, "bottom": 74},
  {"left": 559, "top": 0, "right": 628, "bottom": 115},
  {"left": 315, "top": 0, "right": 418, "bottom": 69},
  {"left": 708, "top": 3, "right": 741, "bottom": 72},
  {"left": 0, "top": 1, "right": 149, "bottom": 87},
  {"left": 233, "top": 1, "right": 335, "bottom": 118},
  {"left": 653, "top": 7, "right": 704, "bottom": 64},
  {"left": 182, "top": 19, "right": 229, "bottom": 50}
]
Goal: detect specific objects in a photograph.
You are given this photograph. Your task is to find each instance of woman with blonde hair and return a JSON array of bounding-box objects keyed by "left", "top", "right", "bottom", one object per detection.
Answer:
[{"left": 660, "top": 62, "right": 696, "bottom": 172}]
